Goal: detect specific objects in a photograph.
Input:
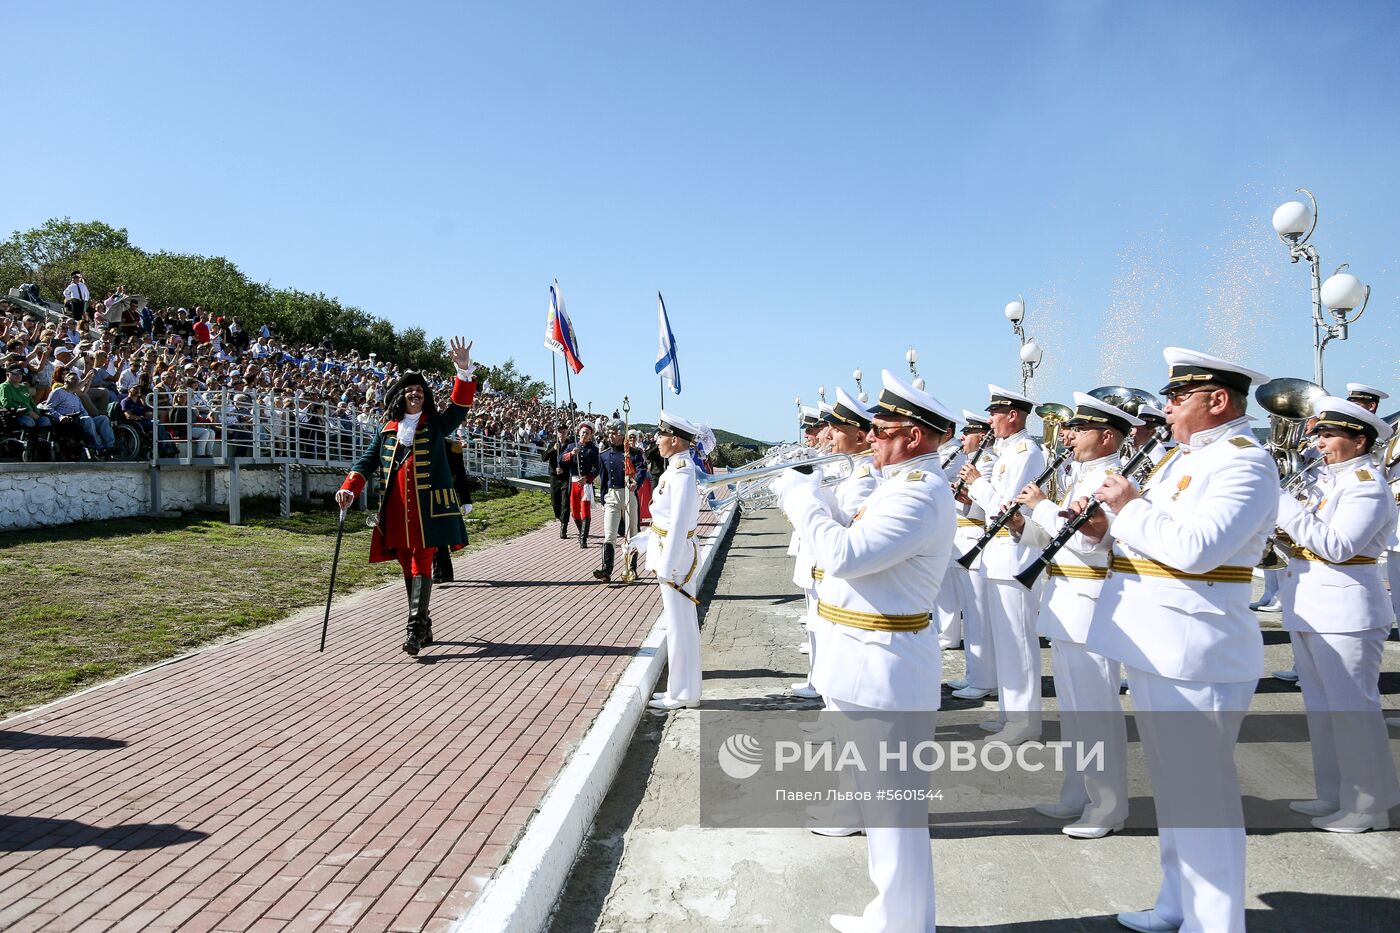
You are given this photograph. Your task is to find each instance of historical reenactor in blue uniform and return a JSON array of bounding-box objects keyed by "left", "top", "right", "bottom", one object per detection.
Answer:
[
  {"left": 594, "top": 418, "right": 646, "bottom": 581},
  {"left": 336, "top": 337, "right": 477, "bottom": 657}
]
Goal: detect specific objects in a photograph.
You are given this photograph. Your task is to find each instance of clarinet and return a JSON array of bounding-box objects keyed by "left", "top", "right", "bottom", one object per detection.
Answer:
[
  {"left": 1013, "top": 426, "right": 1169, "bottom": 589},
  {"left": 939, "top": 443, "right": 961, "bottom": 470},
  {"left": 951, "top": 431, "right": 996, "bottom": 499},
  {"left": 955, "top": 449, "right": 1073, "bottom": 569}
]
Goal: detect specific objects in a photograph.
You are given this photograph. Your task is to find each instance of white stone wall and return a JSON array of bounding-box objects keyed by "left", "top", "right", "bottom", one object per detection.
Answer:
[{"left": 0, "top": 466, "right": 345, "bottom": 531}]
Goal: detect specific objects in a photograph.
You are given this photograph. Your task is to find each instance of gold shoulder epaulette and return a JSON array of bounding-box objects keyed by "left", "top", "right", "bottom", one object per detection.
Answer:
[
  {"left": 1228, "top": 436, "right": 1255, "bottom": 449},
  {"left": 905, "top": 470, "right": 924, "bottom": 482},
  {"left": 1015, "top": 441, "right": 1028, "bottom": 454},
  {"left": 855, "top": 464, "right": 872, "bottom": 478},
  {"left": 1356, "top": 469, "right": 1374, "bottom": 482}
]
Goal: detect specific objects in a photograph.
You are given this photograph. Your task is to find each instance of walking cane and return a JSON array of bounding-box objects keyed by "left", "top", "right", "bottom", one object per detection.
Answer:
[{"left": 320, "top": 508, "right": 348, "bottom": 652}]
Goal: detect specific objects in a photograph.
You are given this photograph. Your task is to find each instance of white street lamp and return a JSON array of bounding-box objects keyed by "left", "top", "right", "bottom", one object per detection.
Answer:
[
  {"left": 1003, "top": 295, "right": 1040, "bottom": 394},
  {"left": 904, "top": 348, "right": 924, "bottom": 391},
  {"left": 1021, "top": 338, "right": 1044, "bottom": 367},
  {"left": 852, "top": 368, "right": 867, "bottom": 404},
  {"left": 1270, "top": 188, "right": 1367, "bottom": 386},
  {"left": 1004, "top": 299, "right": 1025, "bottom": 325},
  {"left": 818, "top": 384, "right": 827, "bottom": 404}
]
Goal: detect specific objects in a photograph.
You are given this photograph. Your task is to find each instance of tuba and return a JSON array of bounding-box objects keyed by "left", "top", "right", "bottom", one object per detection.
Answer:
[
  {"left": 1035, "top": 402, "right": 1073, "bottom": 501},
  {"left": 1254, "top": 377, "right": 1328, "bottom": 569}
]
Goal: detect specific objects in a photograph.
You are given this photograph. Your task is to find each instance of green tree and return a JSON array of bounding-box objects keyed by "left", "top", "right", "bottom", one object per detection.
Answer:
[
  {"left": 478, "top": 357, "right": 548, "bottom": 399},
  {"left": 0, "top": 218, "right": 130, "bottom": 299}
]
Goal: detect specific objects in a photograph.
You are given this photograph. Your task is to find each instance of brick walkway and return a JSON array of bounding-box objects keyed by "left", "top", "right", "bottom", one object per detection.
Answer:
[{"left": 0, "top": 509, "right": 724, "bottom": 933}]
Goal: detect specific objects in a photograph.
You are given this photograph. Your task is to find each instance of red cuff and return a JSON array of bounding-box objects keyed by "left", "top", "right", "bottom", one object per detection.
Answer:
[
  {"left": 341, "top": 471, "right": 367, "bottom": 496},
  {"left": 450, "top": 377, "right": 476, "bottom": 407}
]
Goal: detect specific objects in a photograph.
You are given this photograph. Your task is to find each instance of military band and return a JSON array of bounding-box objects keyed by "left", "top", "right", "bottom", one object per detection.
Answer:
[{"left": 330, "top": 331, "right": 1398, "bottom": 933}]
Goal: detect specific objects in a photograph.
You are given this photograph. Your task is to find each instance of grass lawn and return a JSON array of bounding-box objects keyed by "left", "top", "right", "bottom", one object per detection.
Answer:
[{"left": 0, "top": 486, "right": 554, "bottom": 717}]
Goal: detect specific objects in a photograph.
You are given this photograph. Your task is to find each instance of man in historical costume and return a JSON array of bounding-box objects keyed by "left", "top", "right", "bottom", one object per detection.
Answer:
[
  {"left": 1274, "top": 396, "right": 1399, "bottom": 832},
  {"left": 542, "top": 423, "right": 573, "bottom": 538},
  {"left": 593, "top": 419, "right": 645, "bottom": 581},
  {"left": 945, "top": 410, "right": 998, "bottom": 700},
  {"left": 562, "top": 421, "right": 600, "bottom": 548},
  {"left": 956, "top": 385, "right": 1048, "bottom": 744},
  {"left": 773, "top": 369, "right": 955, "bottom": 933},
  {"left": 335, "top": 337, "right": 477, "bottom": 657},
  {"left": 1080, "top": 348, "right": 1276, "bottom": 933},
  {"left": 1010, "top": 392, "right": 1140, "bottom": 839},
  {"left": 643, "top": 412, "right": 704, "bottom": 711}
]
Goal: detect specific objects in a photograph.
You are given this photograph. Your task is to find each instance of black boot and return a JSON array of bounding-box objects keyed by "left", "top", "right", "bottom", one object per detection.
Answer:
[
  {"left": 580, "top": 517, "right": 590, "bottom": 548},
  {"left": 628, "top": 549, "right": 639, "bottom": 579},
  {"left": 560, "top": 516, "right": 569, "bottom": 539},
  {"left": 593, "top": 543, "right": 614, "bottom": 581},
  {"left": 432, "top": 547, "right": 454, "bottom": 583},
  {"left": 418, "top": 577, "right": 434, "bottom": 647}
]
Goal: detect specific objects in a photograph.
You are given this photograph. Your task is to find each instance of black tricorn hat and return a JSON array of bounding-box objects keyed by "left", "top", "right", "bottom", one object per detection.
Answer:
[{"left": 387, "top": 371, "right": 430, "bottom": 399}]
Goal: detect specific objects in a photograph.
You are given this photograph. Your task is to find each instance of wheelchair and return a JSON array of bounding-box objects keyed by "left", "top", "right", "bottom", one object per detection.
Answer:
[{"left": 0, "top": 409, "right": 55, "bottom": 462}]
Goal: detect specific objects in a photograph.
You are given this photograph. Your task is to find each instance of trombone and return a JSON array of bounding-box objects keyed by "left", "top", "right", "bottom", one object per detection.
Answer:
[{"left": 699, "top": 449, "right": 854, "bottom": 510}]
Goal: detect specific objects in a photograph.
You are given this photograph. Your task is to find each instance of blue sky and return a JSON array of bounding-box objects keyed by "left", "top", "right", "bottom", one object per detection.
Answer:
[{"left": 8, "top": 1, "right": 1398, "bottom": 441}]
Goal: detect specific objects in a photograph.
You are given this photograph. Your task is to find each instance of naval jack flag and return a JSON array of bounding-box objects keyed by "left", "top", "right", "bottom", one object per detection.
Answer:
[
  {"left": 655, "top": 291, "right": 680, "bottom": 394},
  {"left": 544, "top": 280, "right": 584, "bottom": 374}
]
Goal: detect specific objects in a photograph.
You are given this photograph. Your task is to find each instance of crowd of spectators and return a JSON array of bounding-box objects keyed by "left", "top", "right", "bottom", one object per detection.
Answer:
[{"left": 1, "top": 275, "right": 630, "bottom": 464}]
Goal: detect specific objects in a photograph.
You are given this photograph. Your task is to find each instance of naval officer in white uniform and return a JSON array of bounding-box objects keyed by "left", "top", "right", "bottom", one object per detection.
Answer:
[
  {"left": 1011, "top": 392, "right": 1140, "bottom": 839},
  {"left": 1275, "top": 396, "right": 1400, "bottom": 832},
  {"left": 796, "top": 389, "right": 881, "bottom": 699},
  {"left": 1081, "top": 348, "right": 1276, "bottom": 933},
  {"left": 774, "top": 369, "right": 956, "bottom": 933},
  {"left": 957, "top": 385, "right": 1048, "bottom": 743},
  {"left": 1345, "top": 383, "right": 1400, "bottom": 638},
  {"left": 645, "top": 411, "right": 703, "bottom": 711},
  {"left": 945, "top": 411, "right": 999, "bottom": 699}
]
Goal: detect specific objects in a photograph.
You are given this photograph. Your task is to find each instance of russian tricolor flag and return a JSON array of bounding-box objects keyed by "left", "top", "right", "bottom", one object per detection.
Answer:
[{"left": 544, "top": 280, "right": 584, "bottom": 374}]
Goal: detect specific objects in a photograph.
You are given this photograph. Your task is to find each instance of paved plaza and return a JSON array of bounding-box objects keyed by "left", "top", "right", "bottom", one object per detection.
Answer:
[{"left": 0, "top": 508, "right": 725, "bottom": 933}]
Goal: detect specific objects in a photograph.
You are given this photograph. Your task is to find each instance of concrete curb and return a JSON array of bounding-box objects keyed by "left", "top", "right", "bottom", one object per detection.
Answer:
[{"left": 456, "top": 502, "right": 741, "bottom": 933}]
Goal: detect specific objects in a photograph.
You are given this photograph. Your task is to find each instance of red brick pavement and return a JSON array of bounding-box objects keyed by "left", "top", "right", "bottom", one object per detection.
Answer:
[{"left": 0, "top": 509, "right": 724, "bottom": 932}]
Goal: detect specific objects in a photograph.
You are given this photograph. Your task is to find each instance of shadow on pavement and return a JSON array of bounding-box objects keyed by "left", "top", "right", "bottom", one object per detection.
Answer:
[
  {"left": 0, "top": 731, "right": 127, "bottom": 751},
  {"left": 0, "top": 815, "right": 208, "bottom": 852}
]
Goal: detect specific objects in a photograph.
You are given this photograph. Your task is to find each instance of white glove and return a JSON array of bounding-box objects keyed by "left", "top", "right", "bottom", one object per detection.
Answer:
[
  {"left": 770, "top": 465, "right": 820, "bottom": 505},
  {"left": 1276, "top": 491, "right": 1303, "bottom": 525},
  {"left": 462, "top": 503, "right": 474, "bottom": 516}
]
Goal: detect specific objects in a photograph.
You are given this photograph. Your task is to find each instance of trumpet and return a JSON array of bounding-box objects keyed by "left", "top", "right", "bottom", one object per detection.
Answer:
[
  {"left": 1088, "top": 385, "right": 1158, "bottom": 458},
  {"left": 700, "top": 449, "right": 854, "bottom": 509},
  {"left": 1036, "top": 402, "right": 1073, "bottom": 500}
]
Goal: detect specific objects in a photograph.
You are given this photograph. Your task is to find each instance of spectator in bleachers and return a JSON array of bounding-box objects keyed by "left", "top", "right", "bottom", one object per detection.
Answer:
[
  {"left": 45, "top": 370, "right": 116, "bottom": 457},
  {"left": 2, "top": 365, "right": 51, "bottom": 429}
]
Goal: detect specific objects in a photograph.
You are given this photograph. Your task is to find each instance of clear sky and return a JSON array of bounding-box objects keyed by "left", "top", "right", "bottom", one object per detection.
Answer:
[{"left": 8, "top": 1, "right": 1398, "bottom": 442}]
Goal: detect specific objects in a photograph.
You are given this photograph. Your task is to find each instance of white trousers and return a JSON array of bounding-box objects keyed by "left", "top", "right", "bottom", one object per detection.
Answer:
[
  {"left": 1049, "top": 639, "right": 1128, "bottom": 824},
  {"left": 934, "top": 567, "right": 962, "bottom": 648},
  {"left": 956, "top": 565, "right": 995, "bottom": 690},
  {"left": 1388, "top": 550, "right": 1400, "bottom": 626},
  {"left": 601, "top": 486, "right": 638, "bottom": 545},
  {"left": 984, "top": 577, "right": 1041, "bottom": 735},
  {"left": 660, "top": 583, "right": 701, "bottom": 702},
  {"left": 801, "top": 585, "right": 820, "bottom": 689},
  {"left": 1291, "top": 628, "right": 1400, "bottom": 814},
  {"left": 824, "top": 696, "right": 936, "bottom": 933},
  {"left": 1126, "top": 667, "right": 1254, "bottom": 933}
]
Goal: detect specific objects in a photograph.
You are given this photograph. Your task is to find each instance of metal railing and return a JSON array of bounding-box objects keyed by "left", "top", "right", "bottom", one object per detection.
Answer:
[
  {"left": 457, "top": 433, "right": 550, "bottom": 480},
  {"left": 146, "top": 389, "right": 379, "bottom": 466}
]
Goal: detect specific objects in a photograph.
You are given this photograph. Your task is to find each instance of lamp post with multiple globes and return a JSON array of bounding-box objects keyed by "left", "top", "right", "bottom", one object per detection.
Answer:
[
  {"left": 1003, "top": 296, "right": 1043, "bottom": 396},
  {"left": 1271, "top": 189, "right": 1371, "bottom": 387}
]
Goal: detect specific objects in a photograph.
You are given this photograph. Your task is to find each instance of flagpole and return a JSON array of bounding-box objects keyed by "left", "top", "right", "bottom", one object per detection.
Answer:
[
  {"left": 659, "top": 376, "right": 664, "bottom": 415},
  {"left": 565, "top": 364, "right": 574, "bottom": 410},
  {"left": 552, "top": 354, "right": 557, "bottom": 408}
]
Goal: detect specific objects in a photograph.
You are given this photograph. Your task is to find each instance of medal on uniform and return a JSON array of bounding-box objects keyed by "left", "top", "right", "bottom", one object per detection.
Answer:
[{"left": 1172, "top": 475, "right": 1192, "bottom": 501}]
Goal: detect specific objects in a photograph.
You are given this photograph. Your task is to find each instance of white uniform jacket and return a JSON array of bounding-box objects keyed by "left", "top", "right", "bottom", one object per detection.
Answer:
[
  {"left": 783, "top": 452, "right": 954, "bottom": 711},
  {"left": 1085, "top": 417, "right": 1277, "bottom": 683},
  {"left": 1018, "top": 453, "right": 1122, "bottom": 644},
  {"left": 967, "top": 430, "right": 1047, "bottom": 580},
  {"left": 1277, "top": 455, "right": 1398, "bottom": 634},
  {"left": 646, "top": 453, "right": 701, "bottom": 586},
  {"left": 805, "top": 455, "right": 879, "bottom": 587}
]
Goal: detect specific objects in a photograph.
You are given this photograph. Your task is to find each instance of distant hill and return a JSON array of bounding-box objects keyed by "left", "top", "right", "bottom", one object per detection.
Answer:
[{"left": 631, "top": 424, "right": 772, "bottom": 451}]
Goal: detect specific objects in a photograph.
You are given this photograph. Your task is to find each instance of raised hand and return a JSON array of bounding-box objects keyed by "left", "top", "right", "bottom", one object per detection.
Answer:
[{"left": 448, "top": 337, "right": 473, "bottom": 372}]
